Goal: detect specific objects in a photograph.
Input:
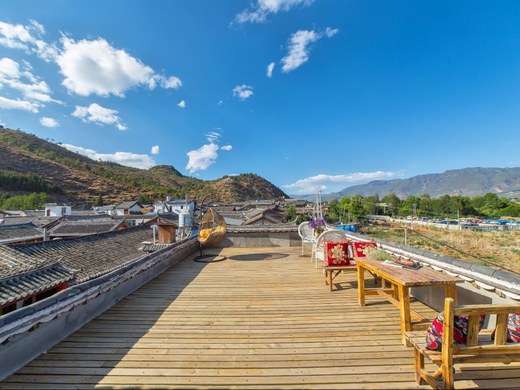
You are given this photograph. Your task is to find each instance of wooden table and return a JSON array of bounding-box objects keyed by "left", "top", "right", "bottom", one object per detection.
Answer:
[{"left": 356, "top": 257, "right": 463, "bottom": 345}]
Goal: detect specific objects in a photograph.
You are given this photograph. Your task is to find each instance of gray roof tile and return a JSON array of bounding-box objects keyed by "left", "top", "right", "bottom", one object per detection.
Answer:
[
  {"left": 0, "top": 225, "right": 153, "bottom": 284},
  {"left": 0, "top": 262, "right": 74, "bottom": 306},
  {"left": 0, "top": 223, "right": 42, "bottom": 244}
]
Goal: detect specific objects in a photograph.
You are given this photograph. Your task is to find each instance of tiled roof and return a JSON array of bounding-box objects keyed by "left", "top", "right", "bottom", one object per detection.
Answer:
[
  {"left": 115, "top": 201, "right": 141, "bottom": 209},
  {"left": 0, "top": 262, "right": 74, "bottom": 306},
  {"left": 0, "top": 226, "right": 153, "bottom": 283},
  {"left": 140, "top": 243, "right": 174, "bottom": 252},
  {"left": 0, "top": 223, "right": 42, "bottom": 244},
  {"left": 0, "top": 216, "right": 60, "bottom": 227},
  {"left": 48, "top": 220, "right": 122, "bottom": 237}
]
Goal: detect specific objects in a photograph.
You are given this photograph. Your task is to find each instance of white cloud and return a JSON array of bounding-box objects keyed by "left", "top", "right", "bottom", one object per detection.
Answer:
[
  {"left": 221, "top": 145, "right": 232, "bottom": 151},
  {"left": 283, "top": 171, "right": 397, "bottom": 194},
  {"left": 177, "top": 100, "right": 186, "bottom": 108},
  {"left": 206, "top": 131, "right": 221, "bottom": 143},
  {"left": 56, "top": 37, "right": 181, "bottom": 97},
  {"left": 0, "top": 57, "right": 59, "bottom": 107},
  {"left": 266, "top": 62, "right": 275, "bottom": 78},
  {"left": 325, "top": 27, "right": 339, "bottom": 38},
  {"left": 217, "top": 100, "right": 223, "bottom": 106},
  {"left": 151, "top": 145, "right": 160, "bottom": 155},
  {"left": 71, "top": 103, "right": 127, "bottom": 131},
  {"left": 281, "top": 27, "right": 338, "bottom": 73},
  {"left": 232, "top": 84, "right": 254, "bottom": 101},
  {"left": 235, "top": 0, "right": 314, "bottom": 24},
  {"left": 0, "top": 96, "right": 40, "bottom": 112},
  {"left": 186, "top": 143, "right": 219, "bottom": 173},
  {"left": 0, "top": 20, "right": 58, "bottom": 62},
  {"left": 40, "top": 116, "right": 59, "bottom": 127},
  {"left": 62, "top": 144, "right": 156, "bottom": 169}
]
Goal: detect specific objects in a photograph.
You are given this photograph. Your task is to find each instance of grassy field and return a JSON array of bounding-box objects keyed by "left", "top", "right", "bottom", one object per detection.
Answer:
[{"left": 362, "top": 222, "right": 520, "bottom": 274}]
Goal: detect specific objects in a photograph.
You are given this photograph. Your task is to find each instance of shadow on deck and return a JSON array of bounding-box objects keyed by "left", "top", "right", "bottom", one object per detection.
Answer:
[{"left": 2, "top": 247, "right": 520, "bottom": 389}]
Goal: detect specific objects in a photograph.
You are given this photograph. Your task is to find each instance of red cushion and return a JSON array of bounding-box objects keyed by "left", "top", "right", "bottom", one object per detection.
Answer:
[
  {"left": 352, "top": 241, "right": 377, "bottom": 257},
  {"left": 492, "top": 313, "right": 520, "bottom": 343},
  {"left": 425, "top": 311, "right": 486, "bottom": 351},
  {"left": 323, "top": 240, "right": 351, "bottom": 266}
]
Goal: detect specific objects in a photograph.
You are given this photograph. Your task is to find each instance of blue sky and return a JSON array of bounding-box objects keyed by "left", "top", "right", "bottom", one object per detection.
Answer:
[{"left": 0, "top": 1, "right": 519, "bottom": 195}]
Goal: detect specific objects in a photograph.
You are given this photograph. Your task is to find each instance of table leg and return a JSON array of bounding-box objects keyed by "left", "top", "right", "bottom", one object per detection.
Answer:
[
  {"left": 398, "top": 284, "right": 411, "bottom": 345},
  {"left": 445, "top": 284, "right": 457, "bottom": 304},
  {"left": 357, "top": 264, "right": 365, "bottom": 306},
  {"left": 329, "top": 270, "right": 333, "bottom": 291}
]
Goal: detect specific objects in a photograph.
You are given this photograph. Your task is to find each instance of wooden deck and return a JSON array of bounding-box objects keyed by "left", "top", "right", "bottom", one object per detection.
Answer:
[{"left": 2, "top": 246, "right": 520, "bottom": 389}]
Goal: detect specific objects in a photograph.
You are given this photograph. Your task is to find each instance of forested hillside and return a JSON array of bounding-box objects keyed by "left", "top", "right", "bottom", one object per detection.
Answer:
[{"left": 0, "top": 128, "right": 287, "bottom": 206}]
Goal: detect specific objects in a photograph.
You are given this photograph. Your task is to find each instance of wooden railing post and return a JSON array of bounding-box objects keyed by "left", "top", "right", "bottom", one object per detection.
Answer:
[{"left": 442, "top": 298, "right": 455, "bottom": 389}]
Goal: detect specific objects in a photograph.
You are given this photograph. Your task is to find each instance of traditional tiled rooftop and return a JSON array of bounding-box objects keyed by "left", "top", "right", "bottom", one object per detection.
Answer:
[
  {"left": 2, "top": 246, "right": 520, "bottom": 389},
  {"left": 0, "top": 262, "right": 74, "bottom": 306},
  {"left": 0, "top": 223, "right": 42, "bottom": 244},
  {"left": 0, "top": 225, "right": 153, "bottom": 283},
  {"left": 47, "top": 220, "right": 123, "bottom": 237}
]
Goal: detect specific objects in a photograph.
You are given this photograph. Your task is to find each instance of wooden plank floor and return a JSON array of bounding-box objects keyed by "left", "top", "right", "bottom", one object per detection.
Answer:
[{"left": 3, "top": 246, "right": 520, "bottom": 389}]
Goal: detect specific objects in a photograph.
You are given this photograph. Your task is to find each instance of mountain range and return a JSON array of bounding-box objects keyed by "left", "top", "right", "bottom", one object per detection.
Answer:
[
  {"left": 0, "top": 128, "right": 287, "bottom": 205},
  {"left": 306, "top": 167, "right": 520, "bottom": 201}
]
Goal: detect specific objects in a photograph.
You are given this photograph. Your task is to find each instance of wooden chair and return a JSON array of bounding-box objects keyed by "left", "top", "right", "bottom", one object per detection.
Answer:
[
  {"left": 405, "top": 298, "right": 520, "bottom": 389},
  {"left": 312, "top": 229, "right": 350, "bottom": 269}
]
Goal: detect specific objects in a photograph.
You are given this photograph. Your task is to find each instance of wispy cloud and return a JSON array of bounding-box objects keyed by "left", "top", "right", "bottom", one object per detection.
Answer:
[
  {"left": 0, "top": 96, "right": 40, "bottom": 112},
  {"left": 71, "top": 103, "right": 127, "bottom": 131},
  {"left": 232, "top": 84, "right": 254, "bottom": 101},
  {"left": 221, "top": 145, "right": 232, "bottom": 151},
  {"left": 62, "top": 144, "right": 156, "bottom": 169},
  {"left": 151, "top": 145, "right": 160, "bottom": 155},
  {"left": 266, "top": 62, "right": 275, "bottom": 78},
  {"left": 0, "top": 20, "right": 58, "bottom": 62},
  {"left": 40, "top": 116, "right": 59, "bottom": 127},
  {"left": 283, "top": 171, "right": 397, "bottom": 194},
  {"left": 281, "top": 27, "right": 338, "bottom": 73},
  {"left": 235, "top": 0, "right": 314, "bottom": 24},
  {"left": 177, "top": 100, "right": 186, "bottom": 108},
  {"left": 0, "top": 57, "right": 60, "bottom": 112}
]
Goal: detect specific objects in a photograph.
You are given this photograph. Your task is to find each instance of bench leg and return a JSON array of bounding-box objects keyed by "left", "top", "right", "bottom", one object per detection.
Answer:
[{"left": 413, "top": 348, "right": 426, "bottom": 385}]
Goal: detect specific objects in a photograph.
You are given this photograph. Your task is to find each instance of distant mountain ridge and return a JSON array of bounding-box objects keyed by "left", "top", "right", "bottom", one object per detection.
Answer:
[
  {"left": 0, "top": 128, "right": 287, "bottom": 205},
  {"left": 321, "top": 167, "right": 520, "bottom": 200}
]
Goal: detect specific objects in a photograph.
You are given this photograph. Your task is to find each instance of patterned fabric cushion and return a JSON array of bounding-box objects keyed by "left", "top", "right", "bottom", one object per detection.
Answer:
[
  {"left": 508, "top": 313, "right": 520, "bottom": 342},
  {"left": 352, "top": 241, "right": 377, "bottom": 257},
  {"left": 323, "top": 240, "right": 351, "bottom": 266},
  {"left": 425, "top": 311, "right": 486, "bottom": 351},
  {"left": 492, "top": 313, "right": 520, "bottom": 343}
]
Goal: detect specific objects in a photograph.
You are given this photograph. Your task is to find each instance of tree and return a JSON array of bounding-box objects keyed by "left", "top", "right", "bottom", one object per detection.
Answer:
[
  {"left": 381, "top": 193, "right": 401, "bottom": 216},
  {"left": 338, "top": 197, "right": 352, "bottom": 222},
  {"left": 285, "top": 206, "right": 297, "bottom": 222},
  {"left": 95, "top": 194, "right": 104, "bottom": 206},
  {"left": 326, "top": 199, "right": 341, "bottom": 222},
  {"left": 363, "top": 195, "right": 380, "bottom": 215},
  {"left": 0, "top": 192, "right": 48, "bottom": 210},
  {"left": 348, "top": 195, "right": 365, "bottom": 222}
]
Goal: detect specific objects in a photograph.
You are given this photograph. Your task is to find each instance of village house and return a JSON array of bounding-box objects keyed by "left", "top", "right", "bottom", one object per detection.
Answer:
[
  {"left": 114, "top": 201, "right": 143, "bottom": 216},
  {"left": 44, "top": 203, "right": 71, "bottom": 217}
]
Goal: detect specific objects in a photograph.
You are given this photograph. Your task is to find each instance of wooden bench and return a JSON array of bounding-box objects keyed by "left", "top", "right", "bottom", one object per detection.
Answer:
[
  {"left": 323, "top": 264, "right": 357, "bottom": 291},
  {"left": 404, "top": 297, "right": 520, "bottom": 389}
]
